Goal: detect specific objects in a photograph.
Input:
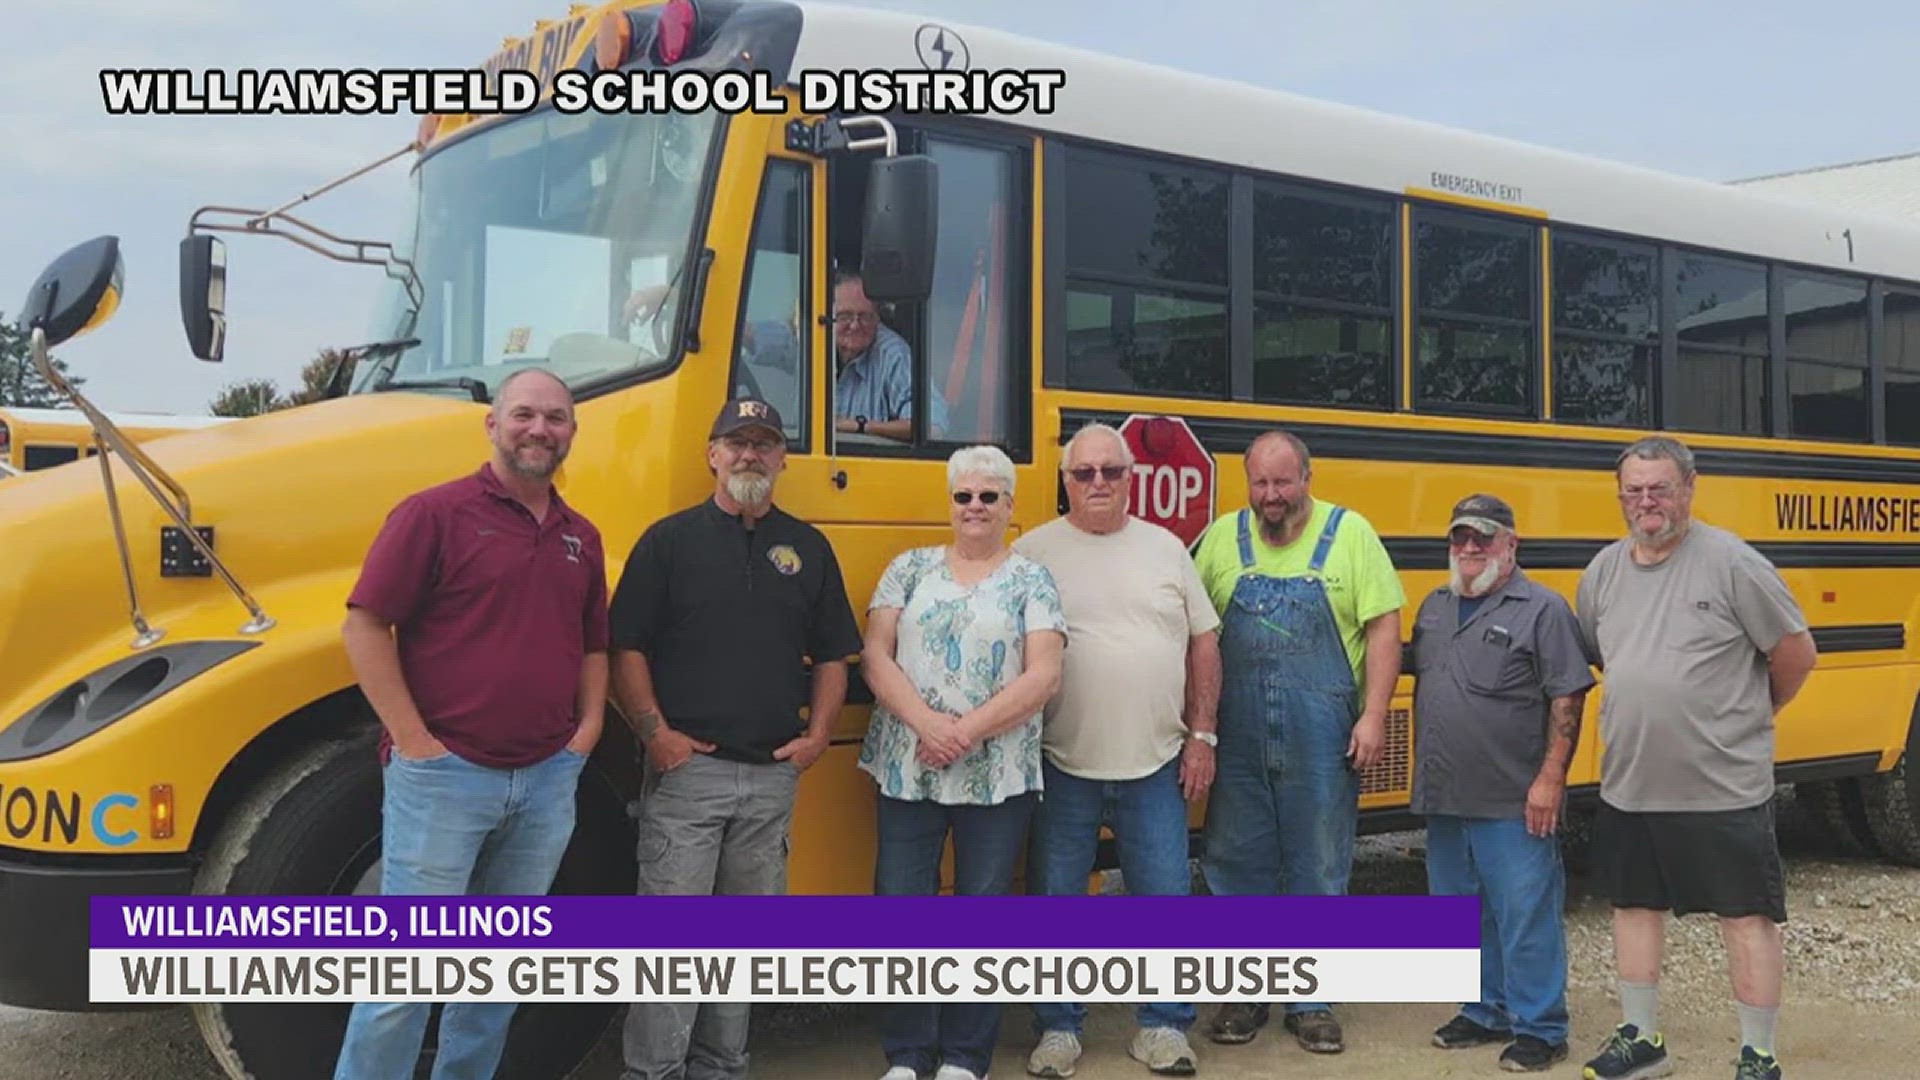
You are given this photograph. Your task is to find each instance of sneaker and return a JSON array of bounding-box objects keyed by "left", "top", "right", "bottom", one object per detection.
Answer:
[
  {"left": 1582, "top": 1023, "right": 1673, "bottom": 1079},
  {"left": 1207, "top": 1002, "right": 1269, "bottom": 1044},
  {"left": 1735, "top": 1046, "right": 1781, "bottom": 1080},
  {"left": 1433, "top": 1014, "right": 1512, "bottom": 1049},
  {"left": 1283, "top": 1010, "right": 1344, "bottom": 1054},
  {"left": 881, "top": 1070, "right": 918, "bottom": 1080},
  {"left": 1128, "top": 1027, "right": 1198, "bottom": 1076},
  {"left": 1027, "top": 1030, "right": 1081, "bottom": 1078},
  {"left": 1501, "top": 1035, "right": 1570, "bottom": 1072},
  {"left": 935, "top": 1067, "right": 986, "bottom": 1080}
]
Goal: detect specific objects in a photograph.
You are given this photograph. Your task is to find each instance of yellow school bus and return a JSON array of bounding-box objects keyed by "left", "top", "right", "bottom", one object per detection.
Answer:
[
  {"left": 0, "top": 406, "right": 229, "bottom": 475},
  {"left": 8, "top": 2, "right": 1920, "bottom": 1076}
]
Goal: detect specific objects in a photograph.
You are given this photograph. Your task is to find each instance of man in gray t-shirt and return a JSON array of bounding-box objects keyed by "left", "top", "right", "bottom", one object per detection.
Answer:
[{"left": 1574, "top": 436, "right": 1817, "bottom": 1080}]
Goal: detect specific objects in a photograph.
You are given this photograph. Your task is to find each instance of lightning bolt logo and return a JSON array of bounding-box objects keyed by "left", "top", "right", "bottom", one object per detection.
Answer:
[
  {"left": 930, "top": 29, "right": 954, "bottom": 69},
  {"left": 915, "top": 24, "right": 967, "bottom": 72}
]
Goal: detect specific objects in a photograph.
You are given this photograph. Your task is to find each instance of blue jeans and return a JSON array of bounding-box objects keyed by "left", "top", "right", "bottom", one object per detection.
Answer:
[
  {"left": 1028, "top": 758, "right": 1195, "bottom": 1034},
  {"left": 1425, "top": 815, "right": 1569, "bottom": 1044},
  {"left": 333, "top": 745, "right": 587, "bottom": 1080},
  {"left": 874, "top": 792, "right": 1035, "bottom": 1076}
]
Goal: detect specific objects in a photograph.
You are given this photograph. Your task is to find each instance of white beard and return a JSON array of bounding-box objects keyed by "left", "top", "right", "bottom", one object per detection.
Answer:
[
  {"left": 1449, "top": 552, "right": 1505, "bottom": 598},
  {"left": 725, "top": 470, "right": 773, "bottom": 507}
]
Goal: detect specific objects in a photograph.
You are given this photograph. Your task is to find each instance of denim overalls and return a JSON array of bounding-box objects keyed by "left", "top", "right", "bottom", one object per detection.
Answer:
[{"left": 1200, "top": 506, "right": 1361, "bottom": 1014}]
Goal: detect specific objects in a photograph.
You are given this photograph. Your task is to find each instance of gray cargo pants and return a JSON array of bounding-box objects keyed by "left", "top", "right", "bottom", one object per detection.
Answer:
[{"left": 620, "top": 753, "right": 799, "bottom": 1080}]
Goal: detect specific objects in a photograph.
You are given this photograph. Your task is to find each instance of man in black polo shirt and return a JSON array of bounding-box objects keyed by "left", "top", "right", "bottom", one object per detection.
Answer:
[{"left": 609, "top": 396, "right": 862, "bottom": 1080}]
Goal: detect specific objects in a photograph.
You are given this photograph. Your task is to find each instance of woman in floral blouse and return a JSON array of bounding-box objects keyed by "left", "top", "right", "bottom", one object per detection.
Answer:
[{"left": 858, "top": 444, "right": 1068, "bottom": 1080}]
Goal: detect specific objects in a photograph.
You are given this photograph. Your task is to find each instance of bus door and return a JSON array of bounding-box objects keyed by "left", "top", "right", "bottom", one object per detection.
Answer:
[{"left": 726, "top": 122, "right": 1036, "bottom": 891}]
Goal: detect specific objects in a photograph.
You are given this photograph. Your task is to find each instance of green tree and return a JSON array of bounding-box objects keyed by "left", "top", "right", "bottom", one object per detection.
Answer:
[
  {"left": 206, "top": 348, "right": 353, "bottom": 416},
  {"left": 0, "top": 311, "right": 87, "bottom": 407},
  {"left": 209, "top": 379, "right": 288, "bottom": 417}
]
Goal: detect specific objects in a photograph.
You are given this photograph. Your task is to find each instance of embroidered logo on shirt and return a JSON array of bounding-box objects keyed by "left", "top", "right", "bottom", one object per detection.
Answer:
[
  {"left": 561, "top": 534, "right": 584, "bottom": 563},
  {"left": 767, "top": 544, "right": 802, "bottom": 575}
]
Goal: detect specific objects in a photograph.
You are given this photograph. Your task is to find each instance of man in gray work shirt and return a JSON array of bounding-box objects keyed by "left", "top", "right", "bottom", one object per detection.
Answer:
[
  {"left": 1410, "top": 494, "right": 1592, "bottom": 1073},
  {"left": 1575, "top": 436, "right": 1817, "bottom": 1080}
]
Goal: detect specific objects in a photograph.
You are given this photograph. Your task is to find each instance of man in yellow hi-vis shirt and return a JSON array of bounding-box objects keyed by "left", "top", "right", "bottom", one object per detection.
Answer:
[{"left": 1189, "top": 429, "right": 1405, "bottom": 1056}]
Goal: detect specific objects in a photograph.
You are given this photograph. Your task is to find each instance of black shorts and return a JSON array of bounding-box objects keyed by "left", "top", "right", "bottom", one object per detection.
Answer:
[{"left": 1590, "top": 799, "right": 1787, "bottom": 923}]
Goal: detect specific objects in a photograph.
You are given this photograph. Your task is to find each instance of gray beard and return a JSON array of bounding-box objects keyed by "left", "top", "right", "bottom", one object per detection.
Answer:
[
  {"left": 1449, "top": 553, "right": 1505, "bottom": 597},
  {"left": 726, "top": 471, "right": 773, "bottom": 506}
]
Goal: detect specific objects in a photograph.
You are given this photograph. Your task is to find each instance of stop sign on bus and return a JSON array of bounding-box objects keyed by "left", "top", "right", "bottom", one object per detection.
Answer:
[{"left": 1118, "top": 414, "right": 1216, "bottom": 549}]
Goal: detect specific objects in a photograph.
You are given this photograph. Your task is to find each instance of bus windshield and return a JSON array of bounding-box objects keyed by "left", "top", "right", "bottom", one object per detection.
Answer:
[{"left": 351, "top": 106, "right": 721, "bottom": 399}]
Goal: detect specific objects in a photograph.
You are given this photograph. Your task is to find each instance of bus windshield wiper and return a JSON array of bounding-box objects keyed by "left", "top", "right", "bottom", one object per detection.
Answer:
[{"left": 375, "top": 377, "right": 491, "bottom": 404}]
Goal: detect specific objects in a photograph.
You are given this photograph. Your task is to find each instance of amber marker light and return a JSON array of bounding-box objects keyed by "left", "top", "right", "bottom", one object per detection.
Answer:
[{"left": 150, "top": 784, "right": 174, "bottom": 840}]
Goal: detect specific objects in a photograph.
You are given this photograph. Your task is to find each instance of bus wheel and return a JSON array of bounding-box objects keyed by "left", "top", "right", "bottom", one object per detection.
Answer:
[
  {"left": 1790, "top": 778, "right": 1881, "bottom": 858},
  {"left": 190, "top": 730, "right": 635, "bottom": 1080},
  {"left": 1860, "top": 716, "right": 1920, "bottom": 867}
]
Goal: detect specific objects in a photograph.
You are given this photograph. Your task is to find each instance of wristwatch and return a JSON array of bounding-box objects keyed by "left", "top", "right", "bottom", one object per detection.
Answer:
[
  {"left": 1188, "top": 730, "right": 1218, "bottom": 747},
  {"left": 855, "top": 415, "right": 868, "bottom": 434}
]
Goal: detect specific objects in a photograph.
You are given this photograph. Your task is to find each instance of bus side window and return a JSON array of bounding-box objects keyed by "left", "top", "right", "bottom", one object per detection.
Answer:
[
  {"left": 827, "top": 133, "right": 1025, "bottom": 454},
  {"left": 731, "top": 160, "right": 810, "bottom": 448}
]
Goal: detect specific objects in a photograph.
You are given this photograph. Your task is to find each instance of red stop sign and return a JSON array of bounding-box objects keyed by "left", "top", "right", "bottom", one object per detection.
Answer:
[{"left": 1118, "top": 414, "right": 1216, "bottom": 549}]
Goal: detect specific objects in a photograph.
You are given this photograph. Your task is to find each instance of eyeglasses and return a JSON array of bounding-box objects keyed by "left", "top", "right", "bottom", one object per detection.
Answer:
[
  {"left": 722, "top": 436, "right": 782, "bottom": 453},
  {"left": 1448, "top": 528, "right": 1497, "bottom": 548},
  {"left": 952, "top": 490, "right": 1003, "bottom": 505},
  {"left": 1067, "top": 465, "right": 1128, "bottom": 483},
  {"left": 832, "top": 312, "right": 878, "bottom": 327},
  {"left": 1618, "top": 483, "right": 1679, "bottom": 503}
]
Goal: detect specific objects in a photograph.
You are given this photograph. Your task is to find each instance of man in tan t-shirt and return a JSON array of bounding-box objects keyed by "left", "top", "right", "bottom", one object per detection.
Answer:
[{"left": 1013, "top": 421, "right": 1223, "bottom": 1079}]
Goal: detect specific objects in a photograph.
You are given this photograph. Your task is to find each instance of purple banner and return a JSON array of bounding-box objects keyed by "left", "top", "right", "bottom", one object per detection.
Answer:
[{"left": 91, "top": 895, "right": 1479, "bottom": 950}]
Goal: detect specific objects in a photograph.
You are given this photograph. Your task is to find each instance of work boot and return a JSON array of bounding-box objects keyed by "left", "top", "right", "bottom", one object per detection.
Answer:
[
  {"left": 1284, "top": 1010, "right": 1344, "bottom": 1053},
  {"left": 1207, "top": 1002, "right": 1268, "bottom": 1044}
]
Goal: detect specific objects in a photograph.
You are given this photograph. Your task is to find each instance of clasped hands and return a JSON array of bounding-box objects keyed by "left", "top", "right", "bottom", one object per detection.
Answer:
[{"left": 908, "top": 709, "right": 980, "bottom": 770}]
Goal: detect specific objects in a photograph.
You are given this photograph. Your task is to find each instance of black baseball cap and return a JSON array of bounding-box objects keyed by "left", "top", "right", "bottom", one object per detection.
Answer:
[
  {"left": 710, "top": 397, "right": 784, "bottom": 441},
  {"left": 1448, "top": 493, "right": 1516, "bottom": 536}
]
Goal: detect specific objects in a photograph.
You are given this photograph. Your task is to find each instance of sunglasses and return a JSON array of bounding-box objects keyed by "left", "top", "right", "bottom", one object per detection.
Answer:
[
  {"left": 952, "top": 490, "right": 1003, "bottom": 505},
  {"left": 1068, "top": 465, "right": 1128, "bottom": 483}
]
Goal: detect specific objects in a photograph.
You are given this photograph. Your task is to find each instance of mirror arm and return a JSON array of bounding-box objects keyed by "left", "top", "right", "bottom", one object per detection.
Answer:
[
  {"left": 242, "top": 140, "right": 418, "bottom": 229},
  {"left": 30, "top": 327, "right": 275, "bottom": 639},
  {"left": 186, "top": 207, "right": 423, "bottom": 311}
]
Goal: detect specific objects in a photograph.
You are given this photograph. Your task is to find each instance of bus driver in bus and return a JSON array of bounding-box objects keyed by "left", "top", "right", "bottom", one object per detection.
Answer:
[{"left": 831, "top": 271, "right": 916, "bottom": 442}]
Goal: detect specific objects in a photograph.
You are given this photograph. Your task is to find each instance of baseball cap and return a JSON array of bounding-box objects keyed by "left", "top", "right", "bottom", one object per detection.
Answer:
[
  {"left": 1448, "top": 493, "right": 1516, "bottom": 536},
  {"left": 710, "top": 397, "right": 785, "bottom": 441}
]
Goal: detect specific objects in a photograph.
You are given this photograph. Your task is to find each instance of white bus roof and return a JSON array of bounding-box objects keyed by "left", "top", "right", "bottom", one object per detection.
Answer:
[
  {"left": 788, "top": 2, "right": 1920, "bottom": 282},
  {"left": 0, "top": 407, "right": 231, "bottom": 430}
]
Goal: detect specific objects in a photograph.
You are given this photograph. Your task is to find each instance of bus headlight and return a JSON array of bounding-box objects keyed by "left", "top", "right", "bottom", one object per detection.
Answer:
[{"left": 0, "top": 641, "right": 259, "bottom": 762}]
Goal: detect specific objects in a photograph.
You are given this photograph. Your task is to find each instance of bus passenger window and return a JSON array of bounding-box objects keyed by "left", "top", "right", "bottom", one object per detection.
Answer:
[
  {"left": 1887, "top": 291, "right": 1920, "bottom": 446},
  {"left": 1060, "top": 146, "right": 1229, "bottom": 399},
  {"left": 1552, "top": 233, "right": 1659, "bottom": 428},
  {"left": 1412, "top": 207, "right": 1538, "bottom": 418},
  {"left": 731, "top": 161, "right": 809, "bottom": 447},
  {"left": 1668, "top": 253, "right": 1769, "bottom": 436}
]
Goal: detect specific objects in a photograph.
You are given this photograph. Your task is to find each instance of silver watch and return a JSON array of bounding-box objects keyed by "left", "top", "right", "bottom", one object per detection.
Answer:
[{"left": 1189, "top": 730, "right": 1218, "bottom": 747}]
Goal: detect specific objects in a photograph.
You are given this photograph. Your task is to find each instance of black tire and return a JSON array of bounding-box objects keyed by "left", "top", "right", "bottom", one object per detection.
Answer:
[
  {"left": 1860, "top": 706, "right": 1920, "bottom": 866},
  {"left": 1790, "top": 777, "right": 1884, "bottom": 859},
  {"left": 191, "top": 730, "right": 635, "bottom": 1080}
]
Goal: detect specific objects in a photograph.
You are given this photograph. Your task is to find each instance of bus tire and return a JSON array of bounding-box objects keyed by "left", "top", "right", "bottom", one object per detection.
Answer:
[
  {"left": 1790, "top": 777, "right": 1882, "bottom": 858},
  {"left": 189, "top": 729, "right": 634, "bottom": 1080},
  {"left": 1860, "top": 708, "right": 1920, "bottom": 867}
]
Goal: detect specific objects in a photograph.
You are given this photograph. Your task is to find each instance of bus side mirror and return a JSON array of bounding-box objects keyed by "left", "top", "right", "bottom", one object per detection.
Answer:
[
  {"left": 20, "top": 235, "right": 124, "bottom": 349},
  {"left": 860, "top": 155, "right": 937, "bottom": 302},
  {"left": 179, "top": 234, "right": 228, "bottom": 362}
]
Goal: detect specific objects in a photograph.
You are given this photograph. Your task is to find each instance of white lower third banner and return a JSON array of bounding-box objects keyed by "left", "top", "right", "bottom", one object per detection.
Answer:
[{"left": 90, "top": 948, "right": 1480, "bottom": 1004}]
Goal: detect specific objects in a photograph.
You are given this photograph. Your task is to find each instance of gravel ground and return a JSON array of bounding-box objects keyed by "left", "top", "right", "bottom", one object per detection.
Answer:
[{"left": 5, "top": 785, "right": 1916, "bottom": 1078}]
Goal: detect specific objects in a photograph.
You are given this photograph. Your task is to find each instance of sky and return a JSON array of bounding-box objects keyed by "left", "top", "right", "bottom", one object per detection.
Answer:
[{"left": 5, "top": 0, "right": 1916, "bottom": 415}]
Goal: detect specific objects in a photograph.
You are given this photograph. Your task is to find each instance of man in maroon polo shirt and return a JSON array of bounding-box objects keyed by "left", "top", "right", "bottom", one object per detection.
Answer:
[{"left": 332, "top": 368, "right": 610, "bottom": 1080}]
